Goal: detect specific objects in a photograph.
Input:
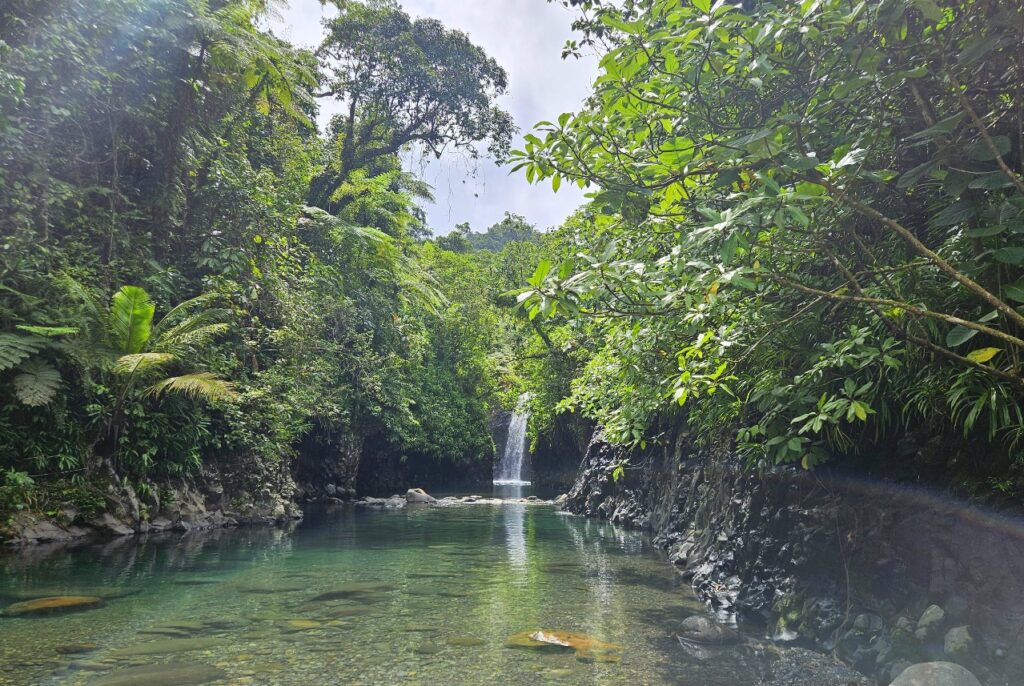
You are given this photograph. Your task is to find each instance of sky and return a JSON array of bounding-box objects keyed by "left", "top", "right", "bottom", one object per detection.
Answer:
[{"left": 269, "top": 0, "right": 598, "bottom": 235}]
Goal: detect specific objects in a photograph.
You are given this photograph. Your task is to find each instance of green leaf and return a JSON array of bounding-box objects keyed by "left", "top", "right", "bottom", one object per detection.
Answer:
[
  {"left": 994, "top": 247, "right": 1024, "bottom": 265},
  {"left": 13, "top": 360, "right": 60, "bottom": 407},
  {"left": 528, "top": 260, "right": 552, "bottom": 287},
  {"left": 966, "top": 347, "right": 1001, "bottom": 364},
  {"left": 692, "top": 0, "right": 711, "bottom": 12},
  {"left": 0, "top": 333, "right": 45, "bottom": 371},
  {"left": 965, "top": 224, "right": 1005, "bottom": 238},
  {"left": 1003, "top": 283, "right": 1024, "bottom": 303},
  {"left": 946, "top": 326, "right": 979, "bottom": 347},
  {"left": 110, "top": 286, "right": 155, "bottom": 354}
]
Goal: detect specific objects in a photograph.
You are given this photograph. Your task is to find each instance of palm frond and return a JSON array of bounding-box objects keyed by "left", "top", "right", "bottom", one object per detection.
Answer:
[
  {"left": 152, "top": 293, "right": 220, "bottom": 337},
  {"left": 144, "top": 372, "right": 237, "bottom": 402},
  {"left": 114, "top": 352, "right": 175, "bottom": 376},
  {"left": 109, "top": 286, "right": 155, "bottom": 354},
  {"left": 0, "top": 333, "right": 46, "bottom": 371}
]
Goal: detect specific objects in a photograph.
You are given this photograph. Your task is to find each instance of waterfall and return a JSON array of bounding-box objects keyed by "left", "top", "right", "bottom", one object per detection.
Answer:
[{"left": 494, "top": 410, "right": 529, "bottom": 484}]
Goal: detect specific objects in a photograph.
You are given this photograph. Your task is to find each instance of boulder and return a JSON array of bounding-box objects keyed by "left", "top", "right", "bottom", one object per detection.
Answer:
[
  {"left": 943, "top": 625, "right": 974, "bottom": 662},
  {"left": 915, "top": 604, "right": 945, "bottom": 640},
  {"left": 92, "top": 513, "right": 134, "bottom": 537},
  {"left": 673, "top": 615, "right": 740, "bottom": 645},
  {"left": 890, "top": 662, "right": 981, "bottom": 686},
  {"left": 90, "top": 662, "right": 227, "bottom": 686},
  {"left": 406, "top": 488, "right": 437, "bottom": 504}
]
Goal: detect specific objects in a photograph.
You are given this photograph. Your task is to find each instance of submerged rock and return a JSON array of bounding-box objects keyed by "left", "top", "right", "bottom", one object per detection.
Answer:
[
  {"left": 108, "top": 637, "right": 225, "bottom": 657},
  {"left": 309, "top": 581, "right": 397, "bottom": 602},
  {"left": 2, "top": 595, "right": 103, "bottom": 616},
  {"left": 673, "top": 615, "right": 740, "bottom": 645},
  {"left": 89, "top": 662, "right": 227, "bottom": 686},
  {"left": 55, "top": 643, "right": 99, "bottom": 655},
  {"left": 505, "top": 629, "right": 622, "bottom": 663},
  {"left": 446, "top": 636, "right": 486, "bottom": 647},
  {"left": 943, "top": 626, "right": 974, "bottom": 662},
  {"left": 406, "top": 488, "right": 437, "bottom": 504},
  {"left": 890, "top": 662, "right": 982, "bottom": 686}
]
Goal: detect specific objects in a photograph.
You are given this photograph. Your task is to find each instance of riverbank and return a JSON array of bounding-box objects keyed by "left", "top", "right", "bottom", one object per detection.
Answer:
[{"left": 556, "top": 425, "right": 1024, "bottom": 686}]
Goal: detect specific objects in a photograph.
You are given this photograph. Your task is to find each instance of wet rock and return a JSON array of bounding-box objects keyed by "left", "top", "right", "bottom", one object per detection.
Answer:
[
  {"left": 92, "top": 513, "right": 135, "bottom": 536},
  {"left": 413, "top": 641, "right": 443, "bottom": 654},
  {"left": 915, "top": 604, "right": 945, "bottom": 640},
  {"left": 759, "top": 646, "right": 873, "bottom": 685},
  {"left": 356, "top": 496, "right": 406, "bottom": 509},
  {"left": 504, "top": 629, "right": 622, "bottom": 663},
  {"left": 553, "top": 493, "right": 568, "bottom": 508},
  {"left": 890, "top": 661, "right": 982, "bottom": 686},
  {"left": 2, "top": 595, "right": 103, "bottom": 616},
  {"left": 90, "top": 662, "right": 228, "bottom": 685},
  {"left": 406, "top": 488, "right": 436, "bottom": 504},
  {"left": 309, "top": 581, "right": 397, "bottom": 602},
  {"left": 672, "top": 615, "right": 739, "bottom": 645},
  {"left": 943, "top": 626, "right": 974, "bottom": 662}
]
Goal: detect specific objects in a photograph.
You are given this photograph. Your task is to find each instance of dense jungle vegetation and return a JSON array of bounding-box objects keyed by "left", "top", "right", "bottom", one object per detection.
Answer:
[{"left": 2, "top": 0, "right": 1024, "bottom": 518}]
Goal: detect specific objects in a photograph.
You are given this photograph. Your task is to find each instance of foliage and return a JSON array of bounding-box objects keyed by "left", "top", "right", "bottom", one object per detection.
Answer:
[
  {"left": 513, "top": 0, "right": 1024, "bottom": 488},
  {"left": 0, "top": 0, "right": 516, "bottom": 511}
]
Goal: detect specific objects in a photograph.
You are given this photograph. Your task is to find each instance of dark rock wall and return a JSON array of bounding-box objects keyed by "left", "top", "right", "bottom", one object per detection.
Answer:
[
  {"left": 293, "top": 432, "right": 362, "bottom": 502},
  {"left": 531, "top": 413, "right": 592, "bottom": 493},
  {"left": 563, "top": 427, "right": 1024, "bottom": 685},
  {"left": 354, "top": 441, "right": 493, "bottom": 496}
]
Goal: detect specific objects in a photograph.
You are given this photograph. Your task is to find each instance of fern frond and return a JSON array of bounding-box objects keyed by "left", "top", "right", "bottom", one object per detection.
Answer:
[
  {"left": 0, "top": 333, "right": 46, "bottom": 371},
  {"left": 15, "top": 325, "right": 79, "bottom": 337},
  {"left": 110, "top": 286, "right": 155, "bottom": 354},
  {"left": 114, "top": 352, "right": 175, "bottom": 375},
  {"left": 13, "top": 360, "right": 61, "bottom": 406},
  {"left": 144, "top": 372, "right": 237, "bottom": 402}
]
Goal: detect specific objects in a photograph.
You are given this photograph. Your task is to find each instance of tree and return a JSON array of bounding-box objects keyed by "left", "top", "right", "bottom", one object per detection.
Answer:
[
  {"left": 308, "top": 0, "right": 515, "bottom": 209},
  {"left": 513, "top": 0, "right": 1024, "bottom": 470}
]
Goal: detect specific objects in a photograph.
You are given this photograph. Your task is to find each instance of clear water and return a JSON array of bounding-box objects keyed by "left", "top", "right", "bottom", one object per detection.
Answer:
[{"left": 0, "top": 491, "right": 788, "bottom": 686}]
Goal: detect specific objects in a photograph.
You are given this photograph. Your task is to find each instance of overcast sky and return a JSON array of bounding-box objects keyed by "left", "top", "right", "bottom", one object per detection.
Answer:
[{"left": 270, "top": 0, "right": 597, "bottom": 235}]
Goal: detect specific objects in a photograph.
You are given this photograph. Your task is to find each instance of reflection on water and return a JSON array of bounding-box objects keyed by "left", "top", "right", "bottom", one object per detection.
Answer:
[{"left": 1, "top": 500, "right": 786, "bottom": 685}]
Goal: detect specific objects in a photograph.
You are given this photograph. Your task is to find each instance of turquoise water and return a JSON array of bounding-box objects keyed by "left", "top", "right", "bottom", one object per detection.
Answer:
[{"left": 0, "top": 491, "right": 782, "bottom": 685}]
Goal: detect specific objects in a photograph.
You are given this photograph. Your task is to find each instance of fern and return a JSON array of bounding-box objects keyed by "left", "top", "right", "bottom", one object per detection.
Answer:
[
  {"left": 0, "top": 333, "right": 45, "bottom": 371},
  {"left": 13, "top": 360, "right": 61, "bottom": 406},
  {"left": 15, "top": 325, "right": 79, "bottom": 337},
  {"left": 144, "top": 372, "right": 237, "bottom": 402}
]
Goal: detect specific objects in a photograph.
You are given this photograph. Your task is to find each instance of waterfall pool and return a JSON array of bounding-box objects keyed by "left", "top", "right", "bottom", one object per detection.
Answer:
[{"left": 1, "top": 495, "right": 851, "bottom": 685}]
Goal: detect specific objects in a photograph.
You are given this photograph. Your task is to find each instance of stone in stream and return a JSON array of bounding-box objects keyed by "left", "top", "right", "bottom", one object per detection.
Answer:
[
  {"left": 406, "top": 488, "right": 437, "bottom": 504},
  {"left": 413, "top": 641, "right": 443, "bottom": 655},
  {"left": 108, "top": 637, "right": 226, "bottom": 657},
  {"left": 672, "top": 615, "right": 740, "bottom": 645},
  {"left": 309, "top": 581, "right": 397, "bottom": 602},
  {"left": 504, "top": 629, "right": 622, "bottom": 663},
  {"left": 2, "top": 595, "right": 104, "bottom": 617},
  {"left": 943, "top": 625, "right": 974, "bottom": 661},
  {"left": 915, "top": 604, "right": 945, "bottom": 640},
  {"left": 890, "top": 662, "right": 982, "bottom": 686},
  {"left": 89, "top": 662, "right": 228, "bottom": 685}
]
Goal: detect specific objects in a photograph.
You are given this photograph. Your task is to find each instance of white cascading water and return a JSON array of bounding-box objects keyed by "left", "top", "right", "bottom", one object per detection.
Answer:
[{"left": 494, "top": 410, "right": 529, "bottom": 484}]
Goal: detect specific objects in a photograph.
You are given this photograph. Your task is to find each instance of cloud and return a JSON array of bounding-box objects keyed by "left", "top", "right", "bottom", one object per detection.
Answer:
[{"left": 270, "top": 0, "right": 597, "bottom": 234}]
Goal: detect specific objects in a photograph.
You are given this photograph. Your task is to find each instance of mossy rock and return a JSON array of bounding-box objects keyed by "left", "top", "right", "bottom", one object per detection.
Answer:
[
  {"left": 2, "top": 595, "right": 103, "bottom": 617},
  {"left": 505, "top": 629, "right": 622, "bottom": 663}
]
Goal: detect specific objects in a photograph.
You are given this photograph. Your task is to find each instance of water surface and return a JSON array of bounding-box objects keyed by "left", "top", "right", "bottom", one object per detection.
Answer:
[{"left": 1, "top": 492, "right": 783, "bottom": 685}]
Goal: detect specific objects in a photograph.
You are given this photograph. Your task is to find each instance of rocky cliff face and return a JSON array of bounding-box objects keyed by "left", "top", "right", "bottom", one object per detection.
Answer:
[
  {"left": 2, "top": 455, "right": 302, "bottom": 546},
  {"left": 562, "top": 427, "right": 1024, "bottom": 686}
]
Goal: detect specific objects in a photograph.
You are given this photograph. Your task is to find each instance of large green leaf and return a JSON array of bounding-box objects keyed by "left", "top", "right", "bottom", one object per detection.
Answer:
[
  {"left": 13, "top": 360, "right": 61, "bottom": 406},
  {"left": 109, "top": 286, "right": 155, "bottom": 354}
]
